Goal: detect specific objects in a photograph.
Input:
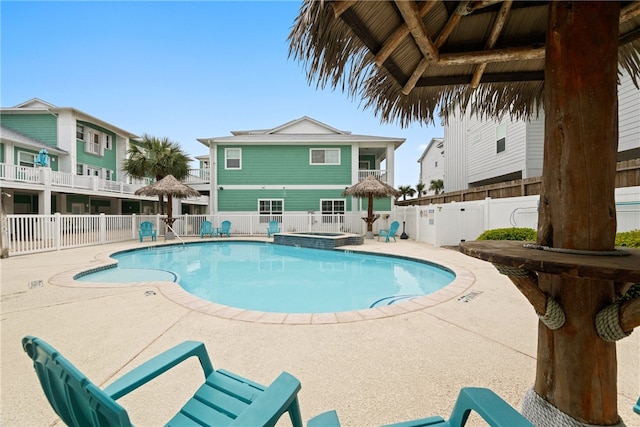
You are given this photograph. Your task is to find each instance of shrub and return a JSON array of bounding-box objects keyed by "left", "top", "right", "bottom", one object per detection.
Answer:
[
  {"left": 622, "top": 283, "right": 640, "bottom": 302},
  {"left": 475, "top": 227, "right": 537, "bottom": 241},
  {"left": 615, "top": 229, "right": 640, "bottom": 248}
]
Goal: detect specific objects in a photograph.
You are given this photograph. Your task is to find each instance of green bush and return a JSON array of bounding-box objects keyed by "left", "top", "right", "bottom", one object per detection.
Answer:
[
  {"left": 615, "top": 229, "right": 640, "bottom": 248},
  {"left": 475, "top": 227, "right": 537, "bottom": 241}
]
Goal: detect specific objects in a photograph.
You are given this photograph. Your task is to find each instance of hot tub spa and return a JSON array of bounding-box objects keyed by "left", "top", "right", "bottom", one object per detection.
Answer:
[{"left": 273, "top": 232, "right": 364, "bottom": 249}]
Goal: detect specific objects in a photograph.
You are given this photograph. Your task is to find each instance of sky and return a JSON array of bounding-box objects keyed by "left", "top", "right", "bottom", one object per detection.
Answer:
[{"left": 1, "top": 1, "right": 443, "bottom": 187}]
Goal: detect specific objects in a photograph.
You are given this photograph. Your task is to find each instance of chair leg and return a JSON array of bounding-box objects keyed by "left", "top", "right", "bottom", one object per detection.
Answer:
[{"left": 287, "top": 397, "right": 304, "bottom": 427}]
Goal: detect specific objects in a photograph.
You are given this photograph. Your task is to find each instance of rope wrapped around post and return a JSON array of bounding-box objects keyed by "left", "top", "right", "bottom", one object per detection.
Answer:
[
  {"left": 493, "top": 263, "right": 565, "bottom": 330},
  {"left": 595, "top": 303, "right": 633, "bottom": 342}
]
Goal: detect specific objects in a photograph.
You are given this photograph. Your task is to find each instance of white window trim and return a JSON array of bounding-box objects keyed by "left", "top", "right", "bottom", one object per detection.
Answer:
[
  {"left": 83, "top": 129, "right": 106, "bottom": 156},
  {"left": 258, "top": 199, "right": 284, "bottom": 223},
  {"left": 18, "top": 151, "right": 35, "bottom": 167},
  {"left": 320, "top": 199, "right": 346, "bottom": 224},
  {"left": 225, "top": 147, "right": 242, "bottom": 170},
  {"left": 310, "top": 148, "right": 341, "bottom": 165},
  {"left": 320, "top": 198, "right": 346, "bottom": 214},
  {"left": 76, "top": 124, "right": 85, "bottom": 141},
  {"left": 496, "top": 123, "right": 507, "bottom": 154}
]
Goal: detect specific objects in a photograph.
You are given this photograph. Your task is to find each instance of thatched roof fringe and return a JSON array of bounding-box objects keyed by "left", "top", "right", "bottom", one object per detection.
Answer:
[
  {"left": 619, "top": 40, "right": 640, "bottom": 87},
  {"left": 289, "top": 1, "right": 640, "bottom": 127}
]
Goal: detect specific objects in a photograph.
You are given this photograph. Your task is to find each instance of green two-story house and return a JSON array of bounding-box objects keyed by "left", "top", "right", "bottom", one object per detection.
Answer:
[
  {"left": 196, "top": 117, "right": 404, "bottom": 225},
  {"left": 0, "top": 98, "right": 207, "bottom": 215}
]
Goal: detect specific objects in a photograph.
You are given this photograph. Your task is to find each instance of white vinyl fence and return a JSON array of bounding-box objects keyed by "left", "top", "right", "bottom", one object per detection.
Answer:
[
  {"left": 399, "top": 186, "right": 640, "bottom": 247},
  {"left": 2, "top": 186, "right": 638, "bottom": 256},
  {"left": 1, "top": 212, "right": 367, "bottom": 256}
]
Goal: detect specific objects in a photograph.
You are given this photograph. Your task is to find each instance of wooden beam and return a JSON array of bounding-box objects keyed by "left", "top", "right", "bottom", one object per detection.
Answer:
[
  {"left": 433, "top": 2, "right": 470, "bottom": 49},
  {"left": 375, "top": 1, "right": 438, "bottom": 66},
  {"left": 394, "top": 1, "right": 440, "bottom": 63},
  {"left": 620, "top": 1, "right": 640, "bottom": 22},
  {"left": 440, "top": 45, "right": 545, "bottom": 66},
  {"left": 471, "top": 0, "right": 513, "bottom": 88},
  {"left": 416, "top": 70, "right": 544, "bottom": 86},
  {"left": 402, "top": 58, "right": 430, "bottom": 95},
  {"left": 403, "top": 0, "right": 471, "bottom": 95},
  {"left": 332, "top": 0, "right": 357, "bottom": 19},
  {"left": 620, "top": 26, "right": 640, "bottom": 45}
]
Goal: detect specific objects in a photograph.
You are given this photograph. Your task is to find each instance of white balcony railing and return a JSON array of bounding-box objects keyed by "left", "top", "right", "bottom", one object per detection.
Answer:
[
  {"left": 359, "top": 169, "right": 388, "bottom": 182},
  {"left": 0, "top": 163, "right": 209, "bottom": 201},
  {"left": 184, "top": 168, "right": 210, "bottom": 184}
]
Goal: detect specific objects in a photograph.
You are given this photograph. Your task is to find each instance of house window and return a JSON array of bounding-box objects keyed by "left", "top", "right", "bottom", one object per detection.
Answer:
[
  {"left": 359, "top": 160, "right": 370, "bottom": 169},
  {"left": 259, "top": 199, "right": 283, "bottom": 223},
  {"left": 105, "top": 134, "right": 112, "bottom": 149},
  {"left": 77, "top": 164, "right": 84, "bottom": 175},
  {"left": 18, "top": 151, "right": 35, "bottom": 167},
  {"left": 84, "top": 130, "right": 103, "bottom": 155},
  {"left": 321, "top": 199, "right": 345, "bottom": 223},
  {"left": 76, "top": 124, "right": 85, "bottom": 141},
  {"left": 496, "top": 124, "right": 506, "bottom": 153},
  {"left": 310, "top": 148, "right": 340, "bottom": 165},
  {"left": 71, "top": 203, "right": 84, "bottom": 214},
  {"left": 225, "top": 148, "right": 242, "bottom": 169}
]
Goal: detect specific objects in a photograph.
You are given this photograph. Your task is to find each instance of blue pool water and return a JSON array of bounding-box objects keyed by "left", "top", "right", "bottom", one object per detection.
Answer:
[{"left": 77, "top": 242, "right": 455, "bottom": 313}]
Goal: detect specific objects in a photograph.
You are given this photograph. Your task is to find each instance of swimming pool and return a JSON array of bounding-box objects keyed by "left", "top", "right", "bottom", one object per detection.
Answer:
[{"left": 76, "top": 242, "right": 456, "bottom": 313}]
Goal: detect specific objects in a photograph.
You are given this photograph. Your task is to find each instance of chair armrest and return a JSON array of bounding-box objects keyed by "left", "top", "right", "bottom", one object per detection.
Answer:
[
  {"left": 379, "top": 229, "right": 389, "bottom": 233},
  {"left": 104, "top": 341, "right": 214, "bottom": 400},
  {"left": 230, "top": 372, "right": 302, "bottom": 427},
  {"left": 448, "top": 388, "right": 533, "bottom": 427},
  {"left": 308, "top": 410, "right": 342, "bottom": 427}
]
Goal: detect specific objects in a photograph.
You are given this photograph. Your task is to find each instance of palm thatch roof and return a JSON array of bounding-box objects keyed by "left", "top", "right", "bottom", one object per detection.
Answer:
[
  {"left": 342, "top": 174, "right": 401, "bottom": 198},
  {"left": 289, "top": 1, "right": 640, "bottom": 126},
  {"left": 134, "top": 175, "right": 200, "bottom": 198}
]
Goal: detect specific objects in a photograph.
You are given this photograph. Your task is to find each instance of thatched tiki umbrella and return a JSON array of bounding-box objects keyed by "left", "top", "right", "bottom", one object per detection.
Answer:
[
  {"left": 343, "top": 175, "right": 401, "bottom": 238},
  {"left": 134, "top": 175, "right": 200, "bottom": 229},
  {"left": 290, "top": 2, "right": 640, "bottom": 426}
]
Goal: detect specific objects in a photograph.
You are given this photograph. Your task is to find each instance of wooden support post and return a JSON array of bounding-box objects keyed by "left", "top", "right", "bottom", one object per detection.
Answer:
[{"left": 534, "top": 2, "right": 621, "bottom": 424}]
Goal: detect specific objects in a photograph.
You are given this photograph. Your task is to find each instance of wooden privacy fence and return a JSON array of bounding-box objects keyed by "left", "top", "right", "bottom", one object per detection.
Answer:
[{"left": 399, "top": 158, "right": 640, "bottom": 205}]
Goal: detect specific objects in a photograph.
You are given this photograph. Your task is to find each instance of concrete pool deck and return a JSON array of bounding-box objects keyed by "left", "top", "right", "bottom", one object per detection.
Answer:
[{"left": 1, "top": 237, "right": 638, "bottom": 426}]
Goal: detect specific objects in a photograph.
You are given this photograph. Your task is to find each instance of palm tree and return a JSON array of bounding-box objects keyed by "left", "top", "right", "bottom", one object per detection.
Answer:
[
  {"left": 123, "top": 134, "right": 192, "bottom": 215},
  {"left": 416, "top": 181, "right": 426, "bottom": 197},
  {"left": 397, "top": 185, "right": 416, "bottom": 201},
  {"left": 429, "top": 179, "right": 444, "bottom": 195}
]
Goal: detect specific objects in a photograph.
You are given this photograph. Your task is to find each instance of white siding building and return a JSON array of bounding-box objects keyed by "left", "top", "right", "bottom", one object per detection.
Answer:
[
  {"left": 441, "top": 70, "right": 639, "bottom": 192},
  {"left": 417, "top": 138, "right": 444, "bottom": 194}
]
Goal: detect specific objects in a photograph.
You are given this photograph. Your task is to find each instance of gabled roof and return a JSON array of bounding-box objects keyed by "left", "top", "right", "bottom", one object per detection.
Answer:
[
  {"left": 12, "top": 98, "right": 57, "bottom": 109},
  {"left": 198, "top": 116, "right": 404, "bottom": 148},
  {"left": 418, "top": 138, "right": 444, "bottom": 163},
  {"left": 231, "top": 116, "right": 350, "bottom": 136},
  {"left": 0, "top": 126, "right": 68, "bottom": 154},
  {"left": 1, "top": 98, "right": 139, "bottom": 139}
]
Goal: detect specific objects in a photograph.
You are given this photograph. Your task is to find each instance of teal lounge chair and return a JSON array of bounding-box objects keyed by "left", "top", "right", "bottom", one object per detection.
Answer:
[
  {"left": 267, "top": 220, "right": 281, "bottom": 237},
  {"left": 22, "top": 336, "right": 303, "bottom": 427},
  {"left": 200, "top": 220, "right": 215, "bottom": 238},
  {"left": 634, "top": 396, "right": 640, "bottom": 415},
  {"left": 308, "top": 388, "right": 533, "bottom": 427},
  {"left": 218, "top": 220, "right": 231, "bottom": 237},
  {"left": 378, "top": 221, "right": 400, "bottom": 242},
  {"left": 138, "top": 221, "right": 156, "bottom": 242}
]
